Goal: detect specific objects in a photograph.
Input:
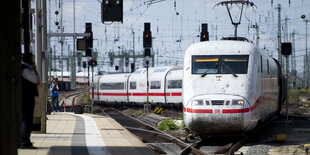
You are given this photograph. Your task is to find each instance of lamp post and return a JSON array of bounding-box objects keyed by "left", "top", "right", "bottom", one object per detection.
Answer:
[{"left": 301, "top": 15, "right": 309, "bottom": 88}]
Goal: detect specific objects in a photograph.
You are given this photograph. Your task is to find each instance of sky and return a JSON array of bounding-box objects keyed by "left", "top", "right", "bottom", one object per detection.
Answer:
[{"left": 47, "top": 0, "right": 310, "bottom": 76}]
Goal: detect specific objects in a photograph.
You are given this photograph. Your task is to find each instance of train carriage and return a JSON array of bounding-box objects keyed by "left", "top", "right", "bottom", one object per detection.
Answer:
[
  {"left": 183, "top": 39, "right": 282, "bottom": 136},
  {"left": 89, "top": 39, "right": 284, "bottom": 137},
  {"left": 92, "top": 75, "right": 103, "bottom": 102},
  {"left": 95, "top": 73, "right": 130, "bottom": 103},
  {"left": 127, "top": 66, "right": 182, "bottom": 105},
  {"left": 127, "top": 68, "right": 147, "bottom": 104},
  {"left": 148, "top": 66, "right": 182, "bottom": 104},
  {"left": 91, "top": 66, "right": 182, "bottom": 106},
  {"left": 165, "top": 69, "right": 183, "bottom": 106}
]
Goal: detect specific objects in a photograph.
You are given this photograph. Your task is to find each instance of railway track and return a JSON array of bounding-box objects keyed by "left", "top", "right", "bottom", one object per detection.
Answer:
[
  {"left": 80, "top": 98, "right": 310, "bottom": 154},
  {"left": 93, "top": 104, "right": 280, "bottom": 155},
  {"left": 95, "top": 106, "right": 205, "bottom": 155}
]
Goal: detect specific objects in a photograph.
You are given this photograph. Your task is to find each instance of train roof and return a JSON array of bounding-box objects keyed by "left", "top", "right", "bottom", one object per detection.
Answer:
[
  {"left": 93, "top": 73, "right": 130, "bottom": 82},
  {"left": 128, "top": 66, "right": 182, "bottom": 81},
  {"left": 133, "top": 66, "right": 182, "bottom": 74},
  {"left": 185, "top": 40, "right": 257, "bottom": 56}
]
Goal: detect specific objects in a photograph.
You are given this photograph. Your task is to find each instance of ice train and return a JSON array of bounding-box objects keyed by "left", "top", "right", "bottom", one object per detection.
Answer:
[
  {"left": 90, "top": 38, "right": 285, "bottom": 136},
  {"left": 183, "top": 38, "right": 285, "bottom": 136},
  {"left": 90, "top": 66, "right": 183, "bottom": 107}
]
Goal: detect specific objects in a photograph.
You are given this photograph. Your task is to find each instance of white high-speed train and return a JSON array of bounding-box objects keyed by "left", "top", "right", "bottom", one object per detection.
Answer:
[
  {"left": 89, "top": 38, "right": 285, "bottom": 137},
  {"left": 90, "top": 66, "right": 183, "bottom": 107},
  {"left": 183, "top": 38, "right": 285, "bottom": 136}
]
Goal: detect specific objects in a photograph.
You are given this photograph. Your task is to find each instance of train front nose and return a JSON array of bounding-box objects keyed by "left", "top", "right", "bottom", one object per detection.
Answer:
[{"left": 184, "top": 95, "right": 250, "bottom": 135}]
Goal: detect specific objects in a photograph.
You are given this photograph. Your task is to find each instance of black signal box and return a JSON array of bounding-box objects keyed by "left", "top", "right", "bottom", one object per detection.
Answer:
[
  {"left": 144, "top": 48, "right": 151, "bottom": 57},
  {"left": 101, "top": 0, "right": 123, "bottom": 23},
  {"left": 200, "top": 23, "right": 209, "bottom": 42},
  {"left": 77, "top": 38, "right": 86, "bottom": 50},
  {"left": 281, "top": 42, "right": 292, "bottom": 56},
  {"left": 143, "top": 23, "right": 152, "bottom": 48}
]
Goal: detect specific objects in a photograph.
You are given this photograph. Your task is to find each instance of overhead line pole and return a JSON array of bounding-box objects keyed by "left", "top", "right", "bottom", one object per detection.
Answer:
[
  {"left": 305, "top": 19, "right": 309, "bottom": 88},
  {"left": 71, "top": 0, "right": 76, "bottom": 89},
  {"left": 132, "top": 29, "right": 135, "bottom": 66},
  {"left": 277, "top": 4, "right": 283, "bottom": 68},
  {"left": 60, "top": 0, "right": 64, "bottom": 81}
]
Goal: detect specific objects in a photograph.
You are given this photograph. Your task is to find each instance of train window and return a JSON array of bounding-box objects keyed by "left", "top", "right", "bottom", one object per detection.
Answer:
[
  {"left": 192, "top": 56, "right": 219, "bottom": 74},
  {"left": 100, "top": 82, "right": 124, "bottom": 90},
  {"left": 267, "top": 59, "right": 270, "bottom": 74},
  {"left": 150, "top": 81, "right": 161, "bottom": 89},
  {"left": 221, "top": 55, "right": 249, "bottom": 74},
  {"left": 130, "top": 82, "right": 136, "bottom": 89},
  {"left": 168, "top": 80, "right": 182, "bottom": 89}
]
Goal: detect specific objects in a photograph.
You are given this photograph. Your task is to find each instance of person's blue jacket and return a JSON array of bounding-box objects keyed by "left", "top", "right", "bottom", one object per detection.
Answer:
[{"left": 50, "top": 84, "right": 59, "bottom": 97}]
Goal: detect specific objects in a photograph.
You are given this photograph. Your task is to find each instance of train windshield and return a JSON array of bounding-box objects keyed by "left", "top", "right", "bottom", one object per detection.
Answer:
[
  {"left": 221, "top": 55, "right": 249, "bottom": 74},
  {"left": 192, "top": 55, "right": 249, "bottom": 75}
]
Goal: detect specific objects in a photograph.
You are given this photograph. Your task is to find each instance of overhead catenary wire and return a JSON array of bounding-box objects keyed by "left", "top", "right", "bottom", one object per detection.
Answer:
[{"left": 47, "top": 0, "right": 310, "bottom": 75}]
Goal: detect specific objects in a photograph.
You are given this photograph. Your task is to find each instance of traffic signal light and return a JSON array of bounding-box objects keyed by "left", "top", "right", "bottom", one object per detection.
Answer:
[
  {"left": 281, "top": 42, "right": 292, "bottom": 56},
  {"left": 88, "top": 59, "right": 97, "bottom": 67},
  {"left": 92, "top": 59, "right": 97, "bottom": 66},
  {"left": 143, "top": 23, "right": 152, "bottom": 48},
  {"left": 85, "top": 23, "right": 93, "bottom": 57},
  {"left": 83, "top": 61, "right": 86, "bottom": 68},
  {"left": 200, "top": 23, "right": 209, "bottom": 42},
  {"left": 131, "top": 63, "right": 135, "bottom": 72}
]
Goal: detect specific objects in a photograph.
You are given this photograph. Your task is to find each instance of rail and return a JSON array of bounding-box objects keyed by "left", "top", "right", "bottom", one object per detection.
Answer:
[{"left": 113, "top": 109, "right": 205, "bottom": 155}]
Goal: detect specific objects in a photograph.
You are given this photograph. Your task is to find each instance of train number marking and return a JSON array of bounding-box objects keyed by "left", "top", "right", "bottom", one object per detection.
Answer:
[{"left": 214, "top": 109, "right": 221, "bottom": 114}]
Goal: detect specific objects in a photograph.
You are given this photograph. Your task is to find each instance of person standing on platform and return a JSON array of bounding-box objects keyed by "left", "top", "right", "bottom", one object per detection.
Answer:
[
  {"left": 50, "top": 80, "right": 59, "bottom": 112},
  {"left": 20, "top": 52, "right": 40, "bottom": 149}
]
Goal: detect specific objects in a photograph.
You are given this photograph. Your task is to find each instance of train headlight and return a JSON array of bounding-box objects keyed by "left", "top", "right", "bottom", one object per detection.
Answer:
[
  {"left": 232, "top": 100, "right": 244, "bottom": 105},
  {"left": 191, "top": 100, "right": 204, "bottom": 106}
]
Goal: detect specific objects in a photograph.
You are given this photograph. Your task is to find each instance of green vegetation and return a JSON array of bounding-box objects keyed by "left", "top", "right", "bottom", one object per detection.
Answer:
[
  {"left": 158, "top": 118, "right": 179, "bottom": 131},
  {"left": 133, "top": 110, "right": 143, "bottom": 116},
  {"left": 178, "top": 113, "right": 184, "bottom": 120},
  {"left": 288, "top": 90, "right": 300, "bottom": 104},
  {"left": 178, "top": 113, "right": 186, "bottom": 129},
  {"left": 180, "top": 120, "right": 186, "bottom": 129},
  {"left": 298, "top": 88, "right": 308, "bottom": 94},
  {"left": 292, "top": 148, "right": 298, "bottom": 155}
]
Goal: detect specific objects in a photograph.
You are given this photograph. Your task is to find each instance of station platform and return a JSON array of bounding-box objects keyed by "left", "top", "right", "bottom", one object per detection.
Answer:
[{"left": 18, "top": 112, "right": 156, "bottom": 155}]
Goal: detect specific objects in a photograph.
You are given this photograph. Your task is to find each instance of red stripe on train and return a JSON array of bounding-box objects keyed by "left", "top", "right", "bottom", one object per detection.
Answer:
[
  {"left": 171, "top": 92, "right": 182, "bottom": 96},
  {"left": 222, "top": 108, "right": 250, "bottom": 113},
  {"left": 99, "top": 93, "right": 127, "bottom": 96},
  {"left": 95, "top": 92, "right": 182, "bottom": 96},
  {"left": 186, "top": 108, "right": 213, "bottom": 113}
]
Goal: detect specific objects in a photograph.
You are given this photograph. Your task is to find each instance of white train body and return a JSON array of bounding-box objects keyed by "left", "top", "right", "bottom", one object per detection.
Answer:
[
  {"left": 183, "top": 40, "right": 282, "bottom": 136},
  {"left": 90, "top": 66, "right": 183, "bottom": 106},
  {"left": 89, "top": 40, "right": 283, "bottom": 136}
]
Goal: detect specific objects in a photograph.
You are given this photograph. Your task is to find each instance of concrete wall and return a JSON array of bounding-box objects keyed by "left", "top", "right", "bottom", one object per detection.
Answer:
[{"left": 34, "top": 83, "right": 47, "bottom": 133}]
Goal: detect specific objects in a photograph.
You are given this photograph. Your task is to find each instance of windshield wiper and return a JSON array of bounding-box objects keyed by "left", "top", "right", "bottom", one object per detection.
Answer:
[
  {"left": 201, "top": 63, "right": 218, "bottom": 77},
  {"left": 221, "top": 62, "right": 238, "bottom": 77}
]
